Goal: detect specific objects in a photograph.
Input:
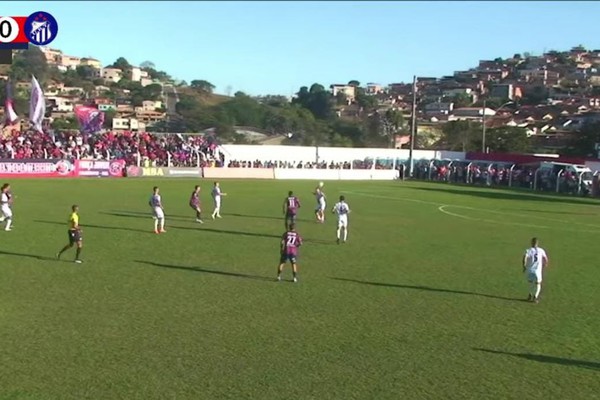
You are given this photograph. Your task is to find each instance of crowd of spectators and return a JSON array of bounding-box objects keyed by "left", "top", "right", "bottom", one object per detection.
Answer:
[
  {"left": 0, "top": 129, "right": 222, "bottom": 167},
  {"left": 223, "top": 158, "right": 406, "bottom": 169},
  {"left": 225, "top": 160, "right": 374, "bottom": 169},
  {"left": 411, "top": 160, "right": 593, "bottom": 196}
]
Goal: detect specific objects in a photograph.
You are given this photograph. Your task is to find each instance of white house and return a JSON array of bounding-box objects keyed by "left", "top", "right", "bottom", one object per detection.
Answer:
[{"left": 103, "top": 68, "right": 123, "bottom": 83}]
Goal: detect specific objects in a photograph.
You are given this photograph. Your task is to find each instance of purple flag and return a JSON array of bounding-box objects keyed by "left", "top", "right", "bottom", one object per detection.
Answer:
[{"left": 74, "top": 105, "right": 105, "bottom": 134}]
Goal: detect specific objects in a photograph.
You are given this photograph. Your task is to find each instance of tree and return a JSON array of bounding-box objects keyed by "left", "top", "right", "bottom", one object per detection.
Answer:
[
  {"left": 355, "top": 87, "right": 378, "bottom": 110},
  {"left": 51, "top": 117, "right": 79, "bottom": 131},
  {"left": 441, "top": 120, "right": 481, "bottom": 152},
  {"left": 103, "top": 109, "right": 117, "bottom": 129},
  {"left": 513, "top": 53, "right": 522, "bottom": 60},
  {"left": 335, "top": 91, "right": 348, "bottom": 106},
  {"left": 110, "top": 57, "right": 131, "bottom": 71},
  {"left": 292, "top": 83, "right": 334, "bottom": 120},
  {"left": 190, "top": 80, "right": 215, "bottom": 93},
  {"left": 140, "top": 61, "right": 156, "bottom": 70},
  {"left": 259, "top": 95, "right": 289, "bottom": 107},
  {"left": 451, "top": 92, "right": 472, "bottom": 108},
  {"left": 9, "top": 46, "right": 49, "bottom": 83},
  {"left": 76, "top": 65, "right": 95, "bottom": 79},
  {"left": 141, "top": 83, "right": 163, "bottom": 100},
  {"left": 522, "top": 85, "right": 548, "bottom": 105},
  {"left": 479, "top": 127, "right": 530, "bottom": 153},
  {"left": 348, "top": 80, "right": 360, "bottom": 87},
  {"left": 565, "top": 122, "right": 600, "bottom": 157},
  {"left": 385, "top": 108, "right": 405, "bottom": 131}
]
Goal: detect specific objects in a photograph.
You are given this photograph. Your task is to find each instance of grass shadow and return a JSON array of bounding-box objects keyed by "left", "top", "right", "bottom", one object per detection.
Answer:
[
  {"left": 35, "top": 220, "right": 151, "bottom": 234},
  {"left": 331, "top": 277, "right": 527, "bottom": 303},
  {"left": 102, "top": 211, "right": 192, "bottom": 220},
  {"left": 0, "top": 249, "right": 59, "bottom": 262},
  {"left": 136, "top": 260, "right": 273, "bottom": 282},
  {"left": 474, "top": 348, "right": 600, "bottom": 371},
  {"left": 411, "top": 185, "right": 599, "bottom": 206},
  {"left": 170, "top": 225, "right": 333, "bottom": 245},
  {"left": 517, "top": 209, "right": 597, "bottom": 216},
  {"left": 229, "top": 212, "right": 314, "bottom": 223}
]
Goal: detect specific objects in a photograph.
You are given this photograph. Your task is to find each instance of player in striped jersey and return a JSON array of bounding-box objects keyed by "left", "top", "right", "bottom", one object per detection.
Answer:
[
  {"left": 189, "top": 185, "right": 203, "bottom": 223},
  {"left": 332, "top": 195, "right": 350, "bottom": 244},
  {"left": 283, "top": 191, "right": 301, "bottom": 230},
  {"left": 277, "top": 223, "right": 303, "bottom": 283},
  {"left": 149, "top": 186, "right": 166, "bottom": 234}
]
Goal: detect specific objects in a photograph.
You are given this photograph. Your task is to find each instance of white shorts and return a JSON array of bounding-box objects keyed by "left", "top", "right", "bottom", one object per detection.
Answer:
[
  {"left": 338, "top": 216, "right": 348, "bottom": 228},
  {"left": 153, "top": 207, "right": 164, "bottom": 219},
  {"left": 316, "top": 199, "right": 326, "bottom": 211},
  {"left": 1, "top": 206, "right": 12, "bottom": 219},
  {"left": 527, "top": 270, "right": 542, "bottom": 283},
  {"left": 214, "top": 197, "right": 221, "bottom": 209}
]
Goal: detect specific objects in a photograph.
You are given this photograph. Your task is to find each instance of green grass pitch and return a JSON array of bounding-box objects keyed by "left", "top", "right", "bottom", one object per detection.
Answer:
[{"left": 0, "top": 179, "right": 598, "bottom": 399}]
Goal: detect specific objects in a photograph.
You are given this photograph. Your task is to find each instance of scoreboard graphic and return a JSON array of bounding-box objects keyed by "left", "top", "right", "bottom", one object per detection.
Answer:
[{"left": 0, "top": 11, "right": 58, "bottom": 64}]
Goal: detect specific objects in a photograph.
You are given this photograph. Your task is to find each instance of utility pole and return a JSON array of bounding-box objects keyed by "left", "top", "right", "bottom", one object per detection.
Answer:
[
  {"left": 481, "top": 99, "right": 487, "bottom": 153},
  {"left": 408, "top": 75, "right": 417, "bottom": 177}
]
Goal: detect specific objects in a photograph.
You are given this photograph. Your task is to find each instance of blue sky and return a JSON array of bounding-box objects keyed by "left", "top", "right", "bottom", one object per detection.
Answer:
[{"left": 5, "top": 1, "right": 600, "bottom": 96}]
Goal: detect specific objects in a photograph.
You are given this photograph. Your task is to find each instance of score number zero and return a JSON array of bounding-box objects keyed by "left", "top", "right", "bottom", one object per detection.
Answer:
[{"left": 0, "top": 17, "right": 20, "bottom": 43}]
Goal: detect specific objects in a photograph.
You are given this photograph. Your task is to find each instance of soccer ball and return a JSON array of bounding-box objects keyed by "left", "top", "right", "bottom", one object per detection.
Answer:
[{"left": 319, "top": 181, "right": 324, "bottom": 187}]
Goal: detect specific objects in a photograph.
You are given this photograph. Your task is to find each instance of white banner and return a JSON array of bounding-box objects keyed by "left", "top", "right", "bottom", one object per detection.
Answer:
[{"left": 273, "top": 169, "right": 398, "bottom": 180}]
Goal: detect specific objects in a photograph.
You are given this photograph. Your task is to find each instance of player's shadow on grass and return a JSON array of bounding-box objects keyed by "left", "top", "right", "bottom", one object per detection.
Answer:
[
  {"left": 136, "top": 260, "right": 273, "bottom": 281},
  {"left": 331, "top": 277, "right": 526, "bottom": 303},
  {"left": 34, "top": 220, "right": 150, "bottom": 234},
  {"left": 412, "top": 186, "right": 598, "bottom": 206},
  {"left": 102, "top": 211, "right": 191, "bottom": 220},
  {"left": 171, "top": 225, "right": 332, "bottom": 244},
  {"left": 474, "top": 348, "right": 600, "bottom": 371},
  {"left": 0, "top": 249, "right": 58, "bottom": 262},
  {"left": 229, "top": 213, "right": 313, "bottom": 223}
]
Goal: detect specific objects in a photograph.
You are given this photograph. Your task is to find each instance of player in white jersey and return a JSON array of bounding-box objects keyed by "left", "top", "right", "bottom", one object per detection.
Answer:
[
  {"left": 0, "top": 183, "right": 13, "bottom": 232},
  {"left": 522, "top": 237, "right": 548, "bottom": 303},
  {"left": 149, "top": 186, "right": 166, "bottom": 234},
  {"left": 314, "top": 182, "right": 326, "bottom": 223},
  {"left": 332, "top": 195, "right": 350, "bottom": 244},
  {"left": 211, "top": 182, "right": 227, "bottom": 219}
]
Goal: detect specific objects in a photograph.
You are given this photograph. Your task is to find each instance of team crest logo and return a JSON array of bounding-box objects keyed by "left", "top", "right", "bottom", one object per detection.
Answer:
[
  {"left": 25, "top": 11, "right": 58, "bottom": 46},
  {"left": 55, "top": 160, "right": 73, "bottom": 175},
  {"left": 109, "top": 160, "right": 125, "bottom": 177}
]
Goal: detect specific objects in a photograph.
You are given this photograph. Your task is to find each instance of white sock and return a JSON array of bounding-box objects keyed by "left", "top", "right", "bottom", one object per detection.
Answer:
[
  {"left": 154, "top": 219, "right": 159, "bottom": 231},
  {"left": 160, "top": 219, "right": 165, "bottom": 230},
  {"left": 5, "top": 218, "right": 11, "bottom": 230},
  {"left": 343, "top": 229, "right": 347, "bottom": 241},
  {"left": 535, "top": 283, "right": 541, "bottom": 298},
  {"left": 336, "top": 229, "right": 340, "bottom": 239}
]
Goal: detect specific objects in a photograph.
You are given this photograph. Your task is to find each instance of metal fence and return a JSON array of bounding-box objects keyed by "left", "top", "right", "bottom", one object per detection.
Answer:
[{"left": 396, "top": 159, "right": 596, "bottom": 197}]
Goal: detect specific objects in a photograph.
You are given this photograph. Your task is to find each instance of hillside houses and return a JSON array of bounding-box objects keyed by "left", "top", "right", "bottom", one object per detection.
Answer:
[{"left": 5, "top": 43, "right": 600, "bottom": 153}]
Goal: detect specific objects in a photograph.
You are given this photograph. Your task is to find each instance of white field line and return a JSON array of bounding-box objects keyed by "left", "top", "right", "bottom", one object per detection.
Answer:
[{"left": 345, "top": 190, "right": 600, "bottom": 233}]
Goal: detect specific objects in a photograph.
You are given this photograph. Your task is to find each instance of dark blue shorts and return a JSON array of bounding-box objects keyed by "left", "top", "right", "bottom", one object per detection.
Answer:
[{"left": 280, "top": 253, "right": 297, "bottom": 264}]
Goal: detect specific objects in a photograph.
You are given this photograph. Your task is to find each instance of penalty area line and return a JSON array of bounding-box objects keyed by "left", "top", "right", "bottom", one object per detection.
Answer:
[
  {"left": 346, "top": 191, "right": 600, "bottom": 233},
  {"left": 437, "top": 205, "right": 600, "bottom": 233}
]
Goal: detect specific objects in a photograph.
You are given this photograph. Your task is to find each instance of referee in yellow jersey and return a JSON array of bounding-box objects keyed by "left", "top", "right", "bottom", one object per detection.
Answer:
[{"left": 57, "top": 204, "right": 83, "bottom": 263}]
